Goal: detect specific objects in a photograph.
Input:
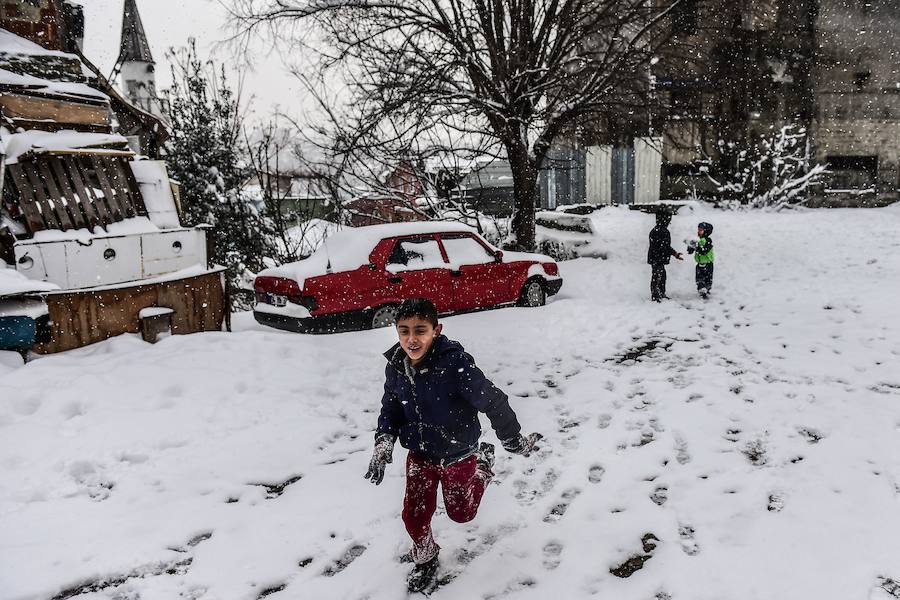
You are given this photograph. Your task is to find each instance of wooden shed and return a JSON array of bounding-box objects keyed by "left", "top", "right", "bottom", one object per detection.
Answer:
[{"left": 0, "top": 27, "right": 225, "bottom": 353}]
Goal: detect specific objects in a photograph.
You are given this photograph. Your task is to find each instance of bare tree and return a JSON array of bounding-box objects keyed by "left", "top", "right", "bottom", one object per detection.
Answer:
[
  {"left": 243, "top": 121, "right": 340, "bottom": 260},
  {"left": 227, "top": 0, "right": 682, "bottom": 250}
]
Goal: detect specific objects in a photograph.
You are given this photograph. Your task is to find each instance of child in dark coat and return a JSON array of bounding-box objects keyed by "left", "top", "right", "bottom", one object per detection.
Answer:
[
  {"left": 647, "top": 211, "right": 684, "bottom": 301},
  {"left": 365, "top": 298, "right": 541, "bottom": 592}
]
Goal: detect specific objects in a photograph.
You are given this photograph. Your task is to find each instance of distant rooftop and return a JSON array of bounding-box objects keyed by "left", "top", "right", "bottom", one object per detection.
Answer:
[{"left": 117, "top": 0, "right": 153, "bottom": 64}]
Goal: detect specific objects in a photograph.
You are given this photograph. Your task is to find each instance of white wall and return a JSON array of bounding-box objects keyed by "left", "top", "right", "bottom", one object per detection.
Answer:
[
  {"left": 586, "top": 146, "right": 612, "bottom": 204},
  {"left": 634, "top": 137, "right": 663, "bottom": 204}
]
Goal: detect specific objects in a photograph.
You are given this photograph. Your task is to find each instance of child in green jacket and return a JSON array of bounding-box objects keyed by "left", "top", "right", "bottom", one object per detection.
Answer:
[{"left": 687, "top": 222, "right": 714, "bottom": 298}]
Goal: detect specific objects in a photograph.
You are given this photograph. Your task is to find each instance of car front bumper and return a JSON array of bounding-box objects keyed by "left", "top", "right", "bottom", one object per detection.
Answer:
[
  {"left": 253, "top": 309, "right": 369, "bottom": 334},
  {"left": 546, "top": 278, "right": 563, "bottom": 296}
]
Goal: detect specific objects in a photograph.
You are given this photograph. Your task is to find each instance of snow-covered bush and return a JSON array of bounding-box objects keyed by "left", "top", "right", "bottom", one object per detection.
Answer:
[
  {"left": 701, "top": 124, "right": 827, "bottom": 209},
  {"left": 164, "top": 41, "right": 275, "bottom": 308},
  {"left": 535, "top": 211, "right": 595, "bottom": 234}
]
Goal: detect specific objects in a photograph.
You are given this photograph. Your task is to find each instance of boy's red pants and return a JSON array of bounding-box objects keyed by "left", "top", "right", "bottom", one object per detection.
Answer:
[{"left": 402, "top": 452, "right": 490, "bottom": 564}]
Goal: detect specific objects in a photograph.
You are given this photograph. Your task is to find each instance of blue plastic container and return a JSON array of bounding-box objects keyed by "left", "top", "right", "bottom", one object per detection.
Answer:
[{"left": 0, "top": 316, "right": 37, "bottom": 350}]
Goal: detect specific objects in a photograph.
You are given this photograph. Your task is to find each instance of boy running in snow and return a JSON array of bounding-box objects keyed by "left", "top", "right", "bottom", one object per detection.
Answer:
[
  {"left": 364, "top": 298, "right": 542, "bottom": 593},
  {"left": 647, "top": 211, "right": 684, "bottom": 302},
  {"left": 687, "top": 222, "right": 715, "bottom": 298}
]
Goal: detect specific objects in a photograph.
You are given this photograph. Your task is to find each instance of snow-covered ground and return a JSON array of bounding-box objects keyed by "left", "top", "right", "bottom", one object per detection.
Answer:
[{"left": 3, "top": 205, "right": 900, "bottom": 600}]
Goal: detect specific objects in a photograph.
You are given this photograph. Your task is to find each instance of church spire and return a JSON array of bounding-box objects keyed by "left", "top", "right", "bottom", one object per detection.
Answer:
[{"left": 117, "top": 0, "right": 153, "bottom": 64}]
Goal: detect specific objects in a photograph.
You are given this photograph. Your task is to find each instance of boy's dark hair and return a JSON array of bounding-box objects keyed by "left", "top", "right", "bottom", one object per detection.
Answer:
[{"left": 396, "top": 298, "right": 439, "bottom": 327}]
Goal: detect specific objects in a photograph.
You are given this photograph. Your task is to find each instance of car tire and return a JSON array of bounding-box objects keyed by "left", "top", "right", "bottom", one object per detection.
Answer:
[
  {"left": 518, "top": 279, "right": 546, "bottom": 307},
  {"left": 370, "top": 304, "right": 399, "bottom": 329}
]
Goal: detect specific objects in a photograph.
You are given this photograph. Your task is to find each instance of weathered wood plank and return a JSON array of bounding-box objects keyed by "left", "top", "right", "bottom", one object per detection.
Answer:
[
  {"left": 47, "top": 157, "right": 88, "bottom": 230},
  {"left": 0, "top": 93, "right": 110, "bottom": 128},
  {"left": 72, "top": 157, "right": 112, "bottom": 225},
  {"left": 62, "top": 158, "right": 103, "bottom": 228},
  {"left": 102, "top": 156, "right": 136, "bottom": 218},
  {"left": 90, "top": 156, "right": 123, "bottom": 222},
  {"left": 19, "top": 163, "right": 61, "bottom": 230},
  {"left": 34, "top": 270, "right": 226, "bottom": 354},
  {"left": 120, "top": 158, "right": 148, "bottom": 216},
  {"left": 36, "top": 160, "right": 75, "bottom": 230},
  {"left": 5, "top": 164, "right": 46, "bottom": 233}
]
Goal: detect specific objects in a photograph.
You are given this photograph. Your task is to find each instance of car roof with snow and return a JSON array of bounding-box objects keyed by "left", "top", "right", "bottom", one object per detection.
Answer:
[{"left": 260, "top": 221, "right": 479, "bottom": 286}]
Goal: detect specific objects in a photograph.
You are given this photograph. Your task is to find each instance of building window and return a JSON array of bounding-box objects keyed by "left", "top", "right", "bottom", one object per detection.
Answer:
[
  {"left": 671, "top": 0, "right": 698, "bottom": 36},
  {"left": 1, "top": 0, "right": 49, "bottom": 22},
  {"left": 854, "top": 71, "right": 871, "bottom": 90},
  {"left": 669, "top": 89, "right": 701, "bottom": 117},
  {"left": 826, "top": 155, "right": 878, "bottom": 189}
]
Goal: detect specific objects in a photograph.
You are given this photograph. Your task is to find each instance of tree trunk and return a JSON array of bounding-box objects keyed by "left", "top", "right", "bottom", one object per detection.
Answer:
[{"left": 508, "top": 145, "right": 539, "bottom": 251}]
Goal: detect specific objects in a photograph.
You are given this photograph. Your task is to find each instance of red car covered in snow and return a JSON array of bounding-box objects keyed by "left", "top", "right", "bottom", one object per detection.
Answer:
[{"left": 253, "top": 222, "right": 562, "bottom": 332}]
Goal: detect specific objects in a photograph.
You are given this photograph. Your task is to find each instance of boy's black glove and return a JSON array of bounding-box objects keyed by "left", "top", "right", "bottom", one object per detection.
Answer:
[
  {"left": 501, "top": 432, "right": 543, "bottom": 456},
  {"left": 364, "top": 433, "right": 396, "bottom": 485}
]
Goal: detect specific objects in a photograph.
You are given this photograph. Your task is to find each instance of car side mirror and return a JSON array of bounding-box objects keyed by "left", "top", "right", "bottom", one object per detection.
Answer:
[{"left": 493, "top": 250, "right": 503, "bottom": 263}]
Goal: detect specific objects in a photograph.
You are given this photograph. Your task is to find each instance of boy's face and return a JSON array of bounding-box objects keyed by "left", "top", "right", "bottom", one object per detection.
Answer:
[
  {"left": 697, "top": 226, "right": 704, "bottom": 237},
  {"left": 396, "top": 316, "right": 442, "bottom": 365}
]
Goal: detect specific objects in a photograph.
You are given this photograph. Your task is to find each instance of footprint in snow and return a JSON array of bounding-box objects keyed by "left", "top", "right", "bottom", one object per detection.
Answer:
[
  {"left": 876, "top": 576, "right": 900, "bottom": 598},
  {"left": 768, "top": 492, "right": 786, "bottom": 512},
  {"left": 742, "top": 438, "right": 768, "bottom": 466},
  {"left": 633, "top": 429, "right": 655, "bottom": 447},
  {"left": 256, "top": 583, "right": 286, "bottom": 599},
  {"left": 484, "top": 576, "right": 538, "bottom": 599},
  {"left": 650, "top": 486, "right": 668, "bottom": 506},
  {"left": 674, "top": 436, "right": 691, "bottom": 465},
  {"left": 723, "top": 428, "right": 742, "bottom": 443},
  {"left": 678, "top": 525, "right": 700, "bottom": 555},
  {"left": 543, "top": 488, "right": 581, "bottom": 523},
  {"left": 542, "top": 541, "right": 563, "bottom": 570},
  {"left": 514, "top": 468, "right": 559, "bottom": 505},
  {"left": 248, "top": 474, "right": 303, "bottom": 499},
  {"left": 588, "top": 465, "right": 605, "bottom": 484},
  {"left": 429, "top": 523, "right": 521, "bottom": 592},
  {"left": 322, "top": 544, "right": 366, "bottom": 577}
]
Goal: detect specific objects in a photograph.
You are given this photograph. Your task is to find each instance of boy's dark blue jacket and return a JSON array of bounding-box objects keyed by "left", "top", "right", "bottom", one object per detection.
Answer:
[{"left": 377, "top": 334, "right": 521, "bottom": 464}]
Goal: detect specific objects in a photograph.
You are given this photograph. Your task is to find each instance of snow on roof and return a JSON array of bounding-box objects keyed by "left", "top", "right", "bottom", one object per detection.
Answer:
[
  {"left": 0, "top": 66, "right": 108, "bottom": 102},
  {"left": 0, "top": 263, "right": 58, "bottom": 298},
  {"left": 0, "top": 28, "right": 93, "bottom": 80},
  {"left": 0, "top": 29, "right": 74, "bottom": 59},
  {"left": 261, "top": 221, "right": 476, "bottom": 286},
  {"left": 1, "top": 128, "right": 129, "bottom": 164}
]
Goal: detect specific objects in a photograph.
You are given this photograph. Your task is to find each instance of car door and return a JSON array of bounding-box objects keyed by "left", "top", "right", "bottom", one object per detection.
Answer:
[
  {"left": 384, "top": 235, "right": 454, "bottom": 312},
  {"left": 439, "top": 233, "right": 510, "bottom": 311}
]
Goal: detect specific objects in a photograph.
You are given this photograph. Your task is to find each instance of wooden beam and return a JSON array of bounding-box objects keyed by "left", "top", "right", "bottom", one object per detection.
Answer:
[
  {"left": 5, "top": 165, "right": 46, "bottom": 233},
  {"left": 66, "top": 157, "right": 109, "bottom": 227},
  {"left": 36, "top": 161, "right": 75, "bottom": 230},
  {"left": 0, "top": 93, "right": 111, "bottom": 128},
  {"left": 47, "top": 157, "right": 89, "bottom": 230},
  {"left": 101, "top": 156, "right": 136, "bottom": 218},
  {"left": 21, "top": 164, "right": 62, "bottom": 230},
  {"left": 89, "top": 155, "right": 123, "bottom": 221}
]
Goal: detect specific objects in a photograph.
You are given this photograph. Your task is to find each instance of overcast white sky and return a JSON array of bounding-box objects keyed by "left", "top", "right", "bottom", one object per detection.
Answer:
[{"left": 72, "top": 0, "right": 307, "bottom": 120}]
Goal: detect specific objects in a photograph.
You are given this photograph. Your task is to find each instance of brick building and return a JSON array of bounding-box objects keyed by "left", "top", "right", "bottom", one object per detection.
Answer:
[{"left": 655, "top": 0, "right": 900, "bottom": 205}]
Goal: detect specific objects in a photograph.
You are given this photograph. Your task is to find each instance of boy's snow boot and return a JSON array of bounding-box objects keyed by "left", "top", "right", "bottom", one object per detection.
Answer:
[
  {"left": 476, "top": 442, "right": 495, "bottom": 478},
  {"left": 407, "top": 554, "right": 440, "bottom": 593}
]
